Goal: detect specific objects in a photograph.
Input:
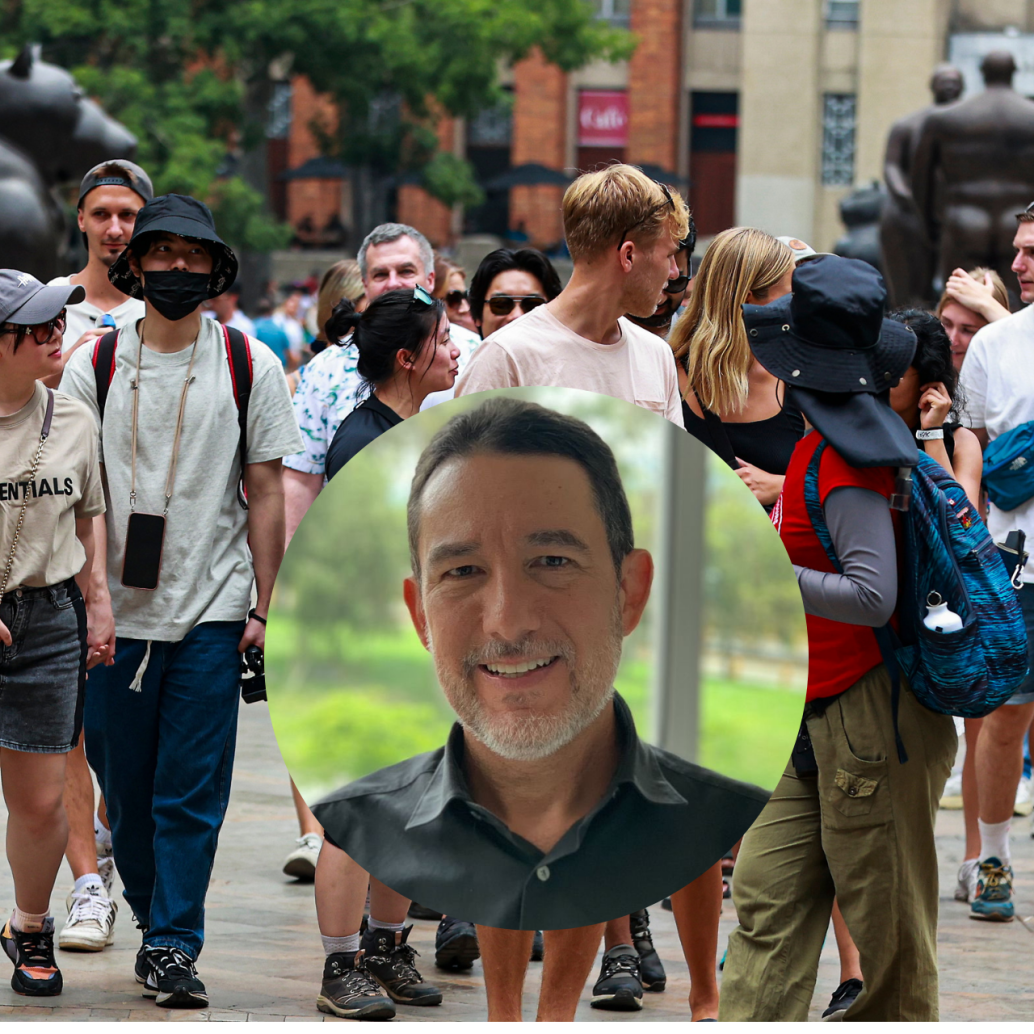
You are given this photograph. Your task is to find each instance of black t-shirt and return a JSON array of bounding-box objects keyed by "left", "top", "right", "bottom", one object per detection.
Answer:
[{"left": 325, "top": 396, "right": 403, "bottom": 480}]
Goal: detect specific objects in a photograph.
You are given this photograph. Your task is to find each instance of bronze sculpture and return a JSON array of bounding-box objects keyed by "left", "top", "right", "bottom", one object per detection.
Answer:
[
  {"left": 879, "top": 65, "right": 963, "bottom": 307},
  {"left": 911, "top": 50, "right": 1034, "bottom": 301}
]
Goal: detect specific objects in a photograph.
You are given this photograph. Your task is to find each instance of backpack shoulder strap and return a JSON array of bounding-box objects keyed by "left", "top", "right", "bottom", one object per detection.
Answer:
[
  {"left": 222, "top": 325, "right": 253, "bottom": 509},
  {"left": 91, "top": 330, "right": 119, "bottom": 422}
]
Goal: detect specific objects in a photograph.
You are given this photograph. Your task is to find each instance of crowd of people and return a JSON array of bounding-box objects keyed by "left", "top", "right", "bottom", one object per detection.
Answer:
[{"left": 0, "top": 144, "right": 1032, "bottom": 1022}]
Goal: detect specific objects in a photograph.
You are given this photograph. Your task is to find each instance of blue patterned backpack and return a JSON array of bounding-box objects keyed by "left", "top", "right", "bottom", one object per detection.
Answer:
[{"left": 805, "top": 443, "right": 1029, "bottom": 761}]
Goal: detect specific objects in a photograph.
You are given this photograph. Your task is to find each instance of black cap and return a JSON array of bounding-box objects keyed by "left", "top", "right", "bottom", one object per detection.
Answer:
[
  {"left": 108, "top": 194, "right": 238, "bottom": 300},
  {"left": 0, "top": 270, "right": 85, "bottom": 326},
  {"left": 78, "top": 160, "right": 154, "bottom": 208},
  {"left": 743, "top": 254, "right": 916, "bottom": 395}
]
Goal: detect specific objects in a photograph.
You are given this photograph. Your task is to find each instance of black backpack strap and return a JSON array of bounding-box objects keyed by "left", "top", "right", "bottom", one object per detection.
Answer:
[
  {"left": 223, "top": 325, "right": 253, "bottom": 510},
  {"left": 91, "top": 330, "right": 119, "bottom": 423}
]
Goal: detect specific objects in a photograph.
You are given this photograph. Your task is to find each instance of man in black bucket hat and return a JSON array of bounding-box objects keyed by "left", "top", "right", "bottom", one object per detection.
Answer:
[
  {"left": 60, "top": 195, "right": 303, "bottom": 1008},
  {"left": 719, "top": 255, "right": 957, "bottom": 1022}
]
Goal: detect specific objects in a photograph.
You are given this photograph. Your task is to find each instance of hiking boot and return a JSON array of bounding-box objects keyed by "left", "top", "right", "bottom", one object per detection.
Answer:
[
  {"left": 317, "top": 951, "right": 396, "bottom": 1020},
  {"left": 142, "top": 945, "right": 209, "bottom": 1008},
  {"left": 1, "top": 918, "right": 62, "bottom": 996},
  {"left": 629, "top": 909, "right": 665, "bottom": 991},
  {"left": 954, "top": 858, "right": 980, "bottom": 903},
  {"left": 970, "top": 857, "right": 1015, "bottom": 921},
  {"left": 590, "top": 944, "right": 643, "bottom": 1011},
  {"left": 406, "top": 902, "right": 443, "bottom": 921},
  {"left": 59, "top": 885, "right": 117, "bottom": 952},
  {"left": 530, "top": 929, "right": 544, "bottom": 962},
  {"left": 360, "top": 924, "right": 442, "bottom": 1005},
  {"left": 821, "top": 978, "right": 863, "bottom": 1020},
  {"left": 282, "top": 833, "right": 322, "bottom": 881},
  {"left": 434, "top": 917, "right": 480, "bottom": 971}
]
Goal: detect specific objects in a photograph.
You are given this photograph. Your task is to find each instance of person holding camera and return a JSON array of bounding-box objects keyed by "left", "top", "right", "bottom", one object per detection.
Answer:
[{"left": 60, "top": 195, "right": 301, "bottom": 1008}]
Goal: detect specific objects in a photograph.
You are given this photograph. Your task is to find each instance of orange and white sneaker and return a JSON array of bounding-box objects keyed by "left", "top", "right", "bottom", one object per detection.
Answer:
[{"left": 1, "top": 917, "right": 63, "bottom": 996}]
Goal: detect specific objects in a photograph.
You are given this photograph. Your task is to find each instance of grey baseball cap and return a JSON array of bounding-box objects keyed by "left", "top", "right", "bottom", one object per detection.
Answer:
[
  {"left": 0, "top": 270, "right": 85, "bottom": 326},
  {"left": 78, "top": 159, "right": 154, "bottom": 208}
]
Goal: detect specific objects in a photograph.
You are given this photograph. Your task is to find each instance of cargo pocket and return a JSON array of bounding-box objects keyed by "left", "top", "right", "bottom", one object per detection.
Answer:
[{"left": 823, "top": 763, "right": 891, "bottom": 826}]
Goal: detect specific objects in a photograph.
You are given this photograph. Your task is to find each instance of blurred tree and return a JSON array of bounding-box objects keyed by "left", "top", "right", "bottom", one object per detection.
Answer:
[{"left": 3, "top": 0, "right": 633, "bottom": 240}]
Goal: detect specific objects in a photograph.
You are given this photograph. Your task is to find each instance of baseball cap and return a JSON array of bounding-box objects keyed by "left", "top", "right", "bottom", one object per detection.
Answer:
[
  {"left": 0, "top": 270, "right": 85, "bottom": 326},
  {"left": 78, "top": 160, "right": 154, "bottom": 208},
  {"left": 775, "top": 236, "right": 833, "bottom": 264}
]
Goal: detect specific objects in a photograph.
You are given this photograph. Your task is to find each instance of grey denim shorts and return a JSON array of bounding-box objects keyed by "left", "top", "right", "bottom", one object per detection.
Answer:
[{"left": 0, "top": 580, "right": 87, "bottom": 753}]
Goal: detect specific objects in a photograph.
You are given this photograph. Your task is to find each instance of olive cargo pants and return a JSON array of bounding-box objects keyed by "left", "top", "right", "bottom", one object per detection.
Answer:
[{"left": 719, "top": 664, "right": 957, "bottom": 1021}]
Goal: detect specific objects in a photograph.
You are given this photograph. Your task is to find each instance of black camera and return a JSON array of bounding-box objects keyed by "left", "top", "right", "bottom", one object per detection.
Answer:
[{"left": 240, "top": 645, "right": 266, "bottom": 704}]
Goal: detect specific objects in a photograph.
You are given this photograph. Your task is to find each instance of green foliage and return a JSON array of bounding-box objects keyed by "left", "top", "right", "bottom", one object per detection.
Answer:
[
  {"left": 2, "top": 0, "right": 632, "bottom": 218},
  {"left": 207, "top": 178, "right": 293, "bottom": 251},
  {"left": 421, "top": 152, "right": 485, "bottom": 210}
]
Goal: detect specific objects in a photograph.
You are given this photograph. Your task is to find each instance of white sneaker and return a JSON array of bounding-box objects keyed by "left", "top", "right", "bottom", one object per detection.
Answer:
[
  {"left": 282, "top": 833, "right": 323, "bottom": 880},
  {"left": 940, "top": 772, "right": 964, "bottom": 810},
  {"left": 955, "top": 858, "right": 980, "bottom": 903},
  {"left": 59, "top": 885, "right": 117, "bottom": 952},
  {"left": 1014, "top": 775, "right": 1033, "bottom": 817}
]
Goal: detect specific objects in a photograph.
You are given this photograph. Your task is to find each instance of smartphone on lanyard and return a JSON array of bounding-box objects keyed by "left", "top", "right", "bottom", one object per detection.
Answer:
[{"left": 121, "top": 512, "right": 165, "bottom": 590}]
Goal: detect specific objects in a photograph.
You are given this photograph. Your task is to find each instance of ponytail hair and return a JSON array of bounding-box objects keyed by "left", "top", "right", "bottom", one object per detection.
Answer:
[{"left": 326, "top": 289, "right": 446, "bottom": 401}]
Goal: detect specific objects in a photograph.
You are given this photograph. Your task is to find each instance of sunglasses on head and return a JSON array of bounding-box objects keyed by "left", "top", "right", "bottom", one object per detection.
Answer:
[
  {"left": 1, "top": 310, "right": 67, "bottom": 346},
  {"left": 663, "top": 273, "right": 691, "bottom": 293},
  {"left": 445, "top": 289, "right": 468, "bottom": 308},
  {"left": 617, "top": 183, "right": 677, "bottom": 249},
  {"left": 486, "top": 294, "right": 546, "bottom": 317},
  {"left": 411, "top": 284, "right": 435, "bottom": 307}
]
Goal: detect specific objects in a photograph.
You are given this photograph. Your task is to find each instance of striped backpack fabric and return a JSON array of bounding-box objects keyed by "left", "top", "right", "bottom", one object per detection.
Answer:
[{"left": 805, "top": 444, "right": 1028, "bottom": 754}]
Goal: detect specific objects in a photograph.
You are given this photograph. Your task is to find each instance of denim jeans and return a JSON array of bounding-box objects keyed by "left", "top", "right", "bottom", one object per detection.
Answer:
[{"left": 84, "top": 620, "right": 245, "bottom": 959}]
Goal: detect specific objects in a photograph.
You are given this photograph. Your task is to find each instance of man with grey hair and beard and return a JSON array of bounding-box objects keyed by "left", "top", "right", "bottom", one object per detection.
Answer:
[{"left": 312, "top": 397, "right": 768, "bottom": 1020}]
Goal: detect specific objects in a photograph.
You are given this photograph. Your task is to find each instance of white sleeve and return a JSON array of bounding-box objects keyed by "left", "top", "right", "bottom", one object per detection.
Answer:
[
  {"left": 958, "top": 333, "right": 989, "bottom": 430},
  {"left": 455, "top": 340, "right": 520, "bottom": 395}
]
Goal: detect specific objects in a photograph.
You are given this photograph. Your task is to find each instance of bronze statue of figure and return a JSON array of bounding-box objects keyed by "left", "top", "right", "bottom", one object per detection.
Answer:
[
  {"left": 879, "top": 64, "right": 963, "bottom": 307},
  {"left": 912, "top": 50, "right": 1034, "bottom": 299}
]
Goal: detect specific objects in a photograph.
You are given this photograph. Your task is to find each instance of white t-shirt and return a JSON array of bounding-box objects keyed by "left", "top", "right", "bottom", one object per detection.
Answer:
[
  {"left": 455, "top": 305, "right": 684, "bottom": 427},
  {"left": 958, "top": 303, "right": 1034, "bottom": 582},
  {"left": 47, "top": 275, "right": 145, "bottom": 353},
  {"left": 62, "top": 318, "right": 303, "bottom": 639}
]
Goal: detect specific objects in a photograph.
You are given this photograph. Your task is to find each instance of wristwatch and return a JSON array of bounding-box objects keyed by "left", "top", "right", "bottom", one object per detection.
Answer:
[{"left": 916, "top": 427, "right": 944, "bottom": 441}]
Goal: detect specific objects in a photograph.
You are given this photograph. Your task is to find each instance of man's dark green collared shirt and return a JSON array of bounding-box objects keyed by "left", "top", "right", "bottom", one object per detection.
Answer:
[{"left": 312, "top": 693, "right": 770, "bottom": 930}]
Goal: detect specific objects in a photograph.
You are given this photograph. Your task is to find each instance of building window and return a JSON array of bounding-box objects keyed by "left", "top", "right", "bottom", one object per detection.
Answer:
[
  {"left": 594, "top": 0, "right": 631, "bottom": 27},
  {"left": 821, "top": 93, "right": 856, "bottom": 186},
  {"left": 468, "top": 103, "right": 513, "bottom": 148},
  {"left": 694, "top": 0, "right": 742, "bottom": 27},
  {"left": 826, "top": 0, "right": 859, "bottom": 29},
  {"left": 266, "top": 81, "right": 293, "bottom": 139}
]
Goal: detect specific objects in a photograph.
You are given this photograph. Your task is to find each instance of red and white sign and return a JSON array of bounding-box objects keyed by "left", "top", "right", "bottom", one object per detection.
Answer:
[{"left": 578, "top": 90, "right": 629, "bottom": 147}]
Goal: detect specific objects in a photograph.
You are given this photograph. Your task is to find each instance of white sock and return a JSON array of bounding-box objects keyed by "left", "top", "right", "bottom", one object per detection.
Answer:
[
  {"left": 12, "top": 907, "right": 49, "bottom": 934},
  {"left": 73, "top": 873, "right": 104, "bottom": 897},
  {"left": 978, "top": 818, "right": 1011, "bottom": 864},
  {"left": 368, "top": 917, "right": 405, "bottom": 932},
  {"left": 322, "top": 933, "right": 360, "bottom": 956},
  {"left": 94, "top": 814, "right": 112, "bottom": 848}
]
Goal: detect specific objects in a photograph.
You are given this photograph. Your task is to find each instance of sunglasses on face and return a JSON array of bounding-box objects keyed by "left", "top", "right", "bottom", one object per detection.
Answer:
[
  {"left": 663, "top": 274, "right": 691, "bottom": 293},
  {"left": 2, "top": 310, "right": 67, "bottom": 346},
  {"left": 445, "top": 290, "right": 468, "bottom": 308},
  {"left": 617, "top": 183, "right": 677, "bottom": 249},
  {"left": 486, "top": 294, "right": 546, "bottom": 317}
]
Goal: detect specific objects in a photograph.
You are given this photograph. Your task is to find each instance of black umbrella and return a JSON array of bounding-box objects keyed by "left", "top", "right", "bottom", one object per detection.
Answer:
[
  {"left": 483, "top": 163, "right": 573, "bottom": 190},
  {"left": 279, "top": 156, "right": 347, "bottom": 180}
]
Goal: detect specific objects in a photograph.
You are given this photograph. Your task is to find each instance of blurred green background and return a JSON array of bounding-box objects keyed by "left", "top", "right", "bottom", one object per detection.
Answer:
[{"left": 267, "top": 388, "right": 806, "bottom": 801}]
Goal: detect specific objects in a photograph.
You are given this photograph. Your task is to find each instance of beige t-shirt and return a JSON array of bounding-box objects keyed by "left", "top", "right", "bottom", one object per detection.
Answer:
[
  {"left": 455, "top": 305, "right": 684, "bottom": 427},
  {"left": 0, "top": 383, "right": 105, "bottom": 588}
]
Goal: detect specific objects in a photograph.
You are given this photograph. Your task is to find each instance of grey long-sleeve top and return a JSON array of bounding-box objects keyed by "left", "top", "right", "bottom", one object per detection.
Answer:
[{"left": 793, "top": 486, "right": 897, "bottom": 628}]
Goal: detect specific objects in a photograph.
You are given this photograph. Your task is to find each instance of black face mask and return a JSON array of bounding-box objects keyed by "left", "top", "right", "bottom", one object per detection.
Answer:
[{"left": 141, "top": 270, "right": 212, "bottom": 321}]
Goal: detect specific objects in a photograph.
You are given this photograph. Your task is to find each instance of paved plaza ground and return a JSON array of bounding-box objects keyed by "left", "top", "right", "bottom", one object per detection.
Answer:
[{"left": 0, "top": 702, "right": 1032, "bottom": 1021}]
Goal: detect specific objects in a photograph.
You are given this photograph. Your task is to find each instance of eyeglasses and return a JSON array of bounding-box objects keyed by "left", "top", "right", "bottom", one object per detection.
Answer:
[
  {"left": 486, "top": 294, "right": 547, "bottom": 317},
  {"left": 663, "top": 274, "right": 691, "bottom": 294},
  {"left": 617, "top": 183, "right": 677, "bottom": 249},
  {"left": 1, "top": 310, "right": 67, "bottom": 345},
  {"left": 445, "top": 290, "right": 468, "bottom": 308}
]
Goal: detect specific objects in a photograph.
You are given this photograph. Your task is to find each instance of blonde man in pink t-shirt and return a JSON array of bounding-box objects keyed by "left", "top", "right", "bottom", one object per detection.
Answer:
[{"left": 457, "top": 165, "right": 688, "bottom": 428}]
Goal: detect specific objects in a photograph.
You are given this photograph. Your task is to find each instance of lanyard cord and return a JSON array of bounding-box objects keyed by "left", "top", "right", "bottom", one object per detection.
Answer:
[{"left": 130, "top": 323, "right": 199, "bottom": 516}]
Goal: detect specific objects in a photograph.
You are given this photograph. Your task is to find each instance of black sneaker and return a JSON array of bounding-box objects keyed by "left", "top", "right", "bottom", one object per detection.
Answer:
[
  {"left": 142, "top": 945, "right": 209, "bottom": 1008},
  {"left": 134, "top": 943, "right": 150, "bottom": 985},
  {"left": 821, "top": 978, "right": 863, "bottom": 1021},
  {"left": 434, "top": 917, "right": 480, "bottom": 971},
  {"left": 629, "top": 909, "right": 666, "bottom": 991},
  {"left": 590, "top": 944, "right": 643, "bottom": 1011},
  {"left": 317, "top": 951, "right": 396, "bottom": 1020},
  {"left": 407, "top": 902, "right": 443, "bottom": 921},
  {"left": 530, "top": 929, "right": 544, "bottom": 962},
  {"left": 360, "top": 923, "right": 443, "bottom": 1005},
  {"left": 1, "top": 918, "right": 62, "bottom": 996}
]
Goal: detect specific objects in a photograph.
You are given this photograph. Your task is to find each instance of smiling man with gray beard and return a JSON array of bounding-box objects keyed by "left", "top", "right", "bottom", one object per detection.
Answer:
[{"left": 312, "top": 396, "right": 768, "bottom": 950}]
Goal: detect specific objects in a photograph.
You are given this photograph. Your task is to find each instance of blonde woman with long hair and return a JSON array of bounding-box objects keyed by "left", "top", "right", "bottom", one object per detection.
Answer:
[{"left": 670, "top": 227, "right": 796, "bottom": 507}]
